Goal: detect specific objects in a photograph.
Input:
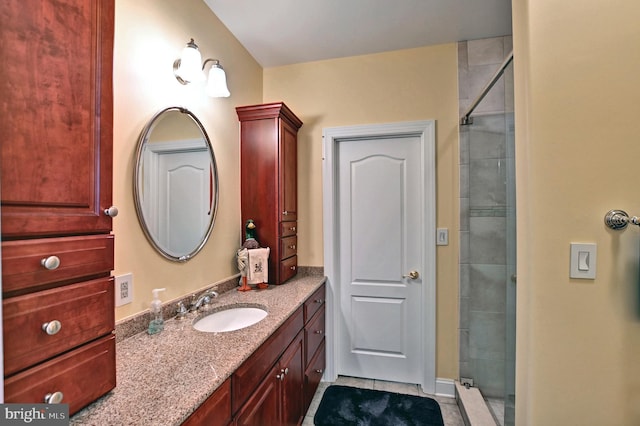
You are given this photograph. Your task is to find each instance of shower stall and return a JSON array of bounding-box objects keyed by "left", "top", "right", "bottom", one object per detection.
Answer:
[{"left": 458, "top": 37, "right": 515, "bottom": 426}]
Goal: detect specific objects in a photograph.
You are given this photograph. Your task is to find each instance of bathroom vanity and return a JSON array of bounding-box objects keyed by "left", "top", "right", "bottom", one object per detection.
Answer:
[{"left": 70, "top": 275, "right": 326, "bottom": 426}]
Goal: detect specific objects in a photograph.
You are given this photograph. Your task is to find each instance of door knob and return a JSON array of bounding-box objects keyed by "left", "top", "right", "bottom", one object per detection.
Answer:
[
  {"left": 403, "top": 270, "right": 420, "bottom": 280},
  {"left": 104, "top": 206, "right": 119, "bottom": 217},
  {"left": 41, "top": 256, "right": 61, "bottom": 270}
]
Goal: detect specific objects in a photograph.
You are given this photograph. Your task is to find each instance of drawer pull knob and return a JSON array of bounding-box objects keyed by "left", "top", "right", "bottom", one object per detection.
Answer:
[
  {"left": 44, "top": 391, "right": 64, "bottom": 404},
  {"left": 282, "top": 211, "right": 289, "bottom": 216},
  {"left": 41, "top": 256, "right": 61, "bottom": 270},
  {"left": 104, "top": 206, "right": 119, "bottom": 217},
  {"left": 288, "top": 244, "right": 296, "bottom": 250},
  {"left": 315, "top": 299, "right": 324, "bottom": 304},
  {"left": 281, "top": 367, "right": 289, "bottom": 375},
  {"left": 276, "top": 373, "right": 284, "bottom": 381},
  {"left": 314, "top": 330, "right": 324, "bottom": 335},
  {"left": 290, "top": 265, "right": 296, "bottom": 271},
  {"left": 315, "top": 369, "right": 324, "bottom": 374},
  {"left": 290, "top": 226, "right": 296, "bottom": 232},
  {"left": 42, "top": 320, "right": 62, "bottom": 335}
]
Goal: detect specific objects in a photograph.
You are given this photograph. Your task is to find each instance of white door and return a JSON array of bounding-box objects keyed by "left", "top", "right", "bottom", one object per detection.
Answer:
[
  {"left": 323, "top": 121, "right": 436, "bottom": 391},
  {"left": 157, "top": 149, "right": 211, "bottom": 256}
]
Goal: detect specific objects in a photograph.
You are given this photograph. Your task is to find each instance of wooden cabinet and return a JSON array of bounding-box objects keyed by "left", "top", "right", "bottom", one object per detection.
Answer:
[
  {"left": 0, "top": 0, "right": 116, "bottom": 415},
  {"left": 303, "top": 284, "right": 326, "bottom": 412},
  {"left": 182, "top": 378, "right": 232, "bottom": 426},
  {"left": 237, "top": 103, "right": 303, "bottom": 285},
  {"left": 234, "top": 363, "right": 281, "bottom": 426},
  {"left": 278, "top": 330, "right": 305, "bottom": 426},
  {"left": 0, "top": 0, "right": 114, "bottom": 239},
  {"left": 232, "top": 308, "right": 304, "bottom": 413},
  {"left": 235, "top": 331, "right": 304, "bottom": 426}
]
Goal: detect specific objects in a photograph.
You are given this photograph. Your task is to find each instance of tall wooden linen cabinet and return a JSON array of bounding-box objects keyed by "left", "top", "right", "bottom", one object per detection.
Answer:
[
  {"left": 0, "top": 0, "right": 116, "bottom": 415},
  {"left": 237, "top": 103, "right": 303, "bottom": 285}
]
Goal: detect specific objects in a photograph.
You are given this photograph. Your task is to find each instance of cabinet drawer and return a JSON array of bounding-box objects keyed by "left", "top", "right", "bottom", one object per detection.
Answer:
[
  {"left": 3, "top": 277, "right": 115, "bottom": 376},
  {"left": 304, "top": 284, "right": 325, "bottom": 323},
  {"left": 2, "top": 234, "right": 114, "bottom": 296},
  {"left": 280, "top": 235, "right": 297, "bottom": 260},
  {"left": 304, "top": 340, "right": 326, "bottom": 411},
  {"left": 4, "top": 335, "right": 116, "bottom": 416},
  {"left": 233, "top": 306, "right": 303, "bottom": 413},
  {"left": 279, "top": 255, "right": 297, "bottom": 284},
  {"left": 305, "top": 308, "right": 325, "bottom": 365},
  {"left": 279, "top": 221, "right": 297, "bottom": 237},
  {"left": 182, "top": 378, "right": 231, "bottom": 426}
]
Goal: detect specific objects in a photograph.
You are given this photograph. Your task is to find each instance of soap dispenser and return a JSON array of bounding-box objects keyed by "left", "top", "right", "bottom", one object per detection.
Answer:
[{"left": 148, "top": 288, "right": 166, "bottom": 335}]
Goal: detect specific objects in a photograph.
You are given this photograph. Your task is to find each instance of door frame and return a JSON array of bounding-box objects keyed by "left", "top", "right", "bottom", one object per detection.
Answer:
[{"left": 322, "top": 120, "right": 437, "bottom": 394}]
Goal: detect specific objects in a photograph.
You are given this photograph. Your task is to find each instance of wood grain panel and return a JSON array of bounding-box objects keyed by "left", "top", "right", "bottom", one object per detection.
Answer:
[
  {"left": 304, "top": 308, "right": 325, "bottom": 366},
  {"left": 2, "top": 234, "right": 114, "bottom": 296},
  {"left": 182, "top": 378, "right": 231, "bottom": 426},
  {"left": 303, "top": 284, "right": 325, "bottom": 323},
  {"left": 232, "top": 307, "right": 303, "bottom": 414},
  {"left": 0, "top": 0, "right": 114, "bottom": 238},
  {"left": 3, "top": 277, "right": 115, "bottom": 375},
  {"left": 4, "top": 335, "right": 116, "bottom": 416}
]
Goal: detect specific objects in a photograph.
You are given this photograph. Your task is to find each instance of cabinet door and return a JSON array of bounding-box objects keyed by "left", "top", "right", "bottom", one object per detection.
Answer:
[
  {"left": 0, "top": 0, "right": 114, "bottom": 238},
  {"left": 279, "top": 120, "right": 298, "bottom": 222},
  {"left": 234, "top": 364, "right": 280, "bottom": 426},
  {"left": 279, "top": 330, "right": 304, "bottom": 426},
  {"left": 182, "top": 378, "right": 231, "bottom": 426}
]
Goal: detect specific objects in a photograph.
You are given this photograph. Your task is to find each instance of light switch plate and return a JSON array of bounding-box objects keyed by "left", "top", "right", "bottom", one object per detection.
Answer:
[
  {"left": 115, "top": 273, "right": 133, "bottom": 306},
  {"left": 436, "top": 228, "right": 449, "bottom": 246},
  {"left": 570, "top": 243, "right": 596, "bottom": 279}
]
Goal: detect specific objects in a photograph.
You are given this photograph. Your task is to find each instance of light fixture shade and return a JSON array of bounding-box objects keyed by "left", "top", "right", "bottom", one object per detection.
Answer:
[
  {"left": 175, "top": 39, "right": 206, "bottom": 84},
  {"left": 206, "top": 64, "right": 231, "bottom": 98}
]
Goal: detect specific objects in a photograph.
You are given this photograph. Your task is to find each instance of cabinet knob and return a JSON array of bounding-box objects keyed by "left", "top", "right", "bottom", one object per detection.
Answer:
[
  {"left": 288, "top": 244, "right": 296, "bottom": 250},
  {"left": 290, "top": 226, "right": 296, "bottom": 232},
  {"left": 44, "top": 391, "right": 64, "bottom": 404},
  {"left": 314, "top": 330, "right": 324, "bottom": 335},
  {"left": 281, "top": 367, "right": 289, "bottom": 375},
  {"left": 276, "top": 373, "right": 284, "bottom": 381},
  {"left": 315, "top": 369, "right": 323, "bottom": 374},
  {"left": 104, "top": 206, "right": 119, "bottom": 217},
  {"left": 282, "top": 211, "right": 289, "bottom": 216},
  {"left": 290, "top": 265, "right": 296, "bottom": 271},
  {"left": 315, "top": 299, "right": 324, "bottom": 304},
  {"left": 42, "top": 320, "right": 62, "bottom": 336},
  {"left": 41, "top": 256, "right": 61, "bottom": 270}
]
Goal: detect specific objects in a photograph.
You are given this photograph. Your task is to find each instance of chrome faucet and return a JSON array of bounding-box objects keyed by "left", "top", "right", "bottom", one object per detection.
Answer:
[{"left": 191, "top": 289, "right": 219, "bottom": 312}]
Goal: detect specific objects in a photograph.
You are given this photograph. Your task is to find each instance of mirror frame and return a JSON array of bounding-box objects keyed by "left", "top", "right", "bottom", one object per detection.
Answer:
[{"left": 133, "top": 106, "right": 219, "bottom": 262}]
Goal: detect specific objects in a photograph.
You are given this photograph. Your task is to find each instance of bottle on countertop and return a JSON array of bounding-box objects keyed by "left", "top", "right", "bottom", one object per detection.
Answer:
[{"left": 148, "top": 288, "right": 166, "bottom": 335}]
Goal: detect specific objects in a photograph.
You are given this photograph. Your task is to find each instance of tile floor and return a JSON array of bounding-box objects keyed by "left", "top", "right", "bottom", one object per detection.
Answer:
[{"left": 303, "top": 376, "right": 465, "bottom": 425}]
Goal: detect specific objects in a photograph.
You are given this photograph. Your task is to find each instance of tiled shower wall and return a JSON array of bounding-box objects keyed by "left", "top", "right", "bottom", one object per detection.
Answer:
[{"left": 458, "top": 36, "right": 514, "bottom": 399}]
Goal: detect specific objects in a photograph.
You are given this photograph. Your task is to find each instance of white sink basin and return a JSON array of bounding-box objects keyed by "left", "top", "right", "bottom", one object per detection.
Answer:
[{"left": 193, "top": 306, "right": 267, "bottom": 333}]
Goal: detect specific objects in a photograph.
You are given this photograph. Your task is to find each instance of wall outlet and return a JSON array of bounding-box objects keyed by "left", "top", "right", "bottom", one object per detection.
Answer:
[{"left": 115, "top": 273, "right": 133, "bottom": 306}]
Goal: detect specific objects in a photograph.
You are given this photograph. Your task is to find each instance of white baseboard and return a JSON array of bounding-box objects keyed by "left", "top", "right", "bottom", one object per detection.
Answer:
[{"left": 435, "top": 378, "right": 456, "bottom": 398}]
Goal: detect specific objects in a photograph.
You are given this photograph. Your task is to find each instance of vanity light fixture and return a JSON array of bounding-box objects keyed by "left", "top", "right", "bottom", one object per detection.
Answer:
[{"left": 173, "top": 38, "right": 230, "bottom": 98}]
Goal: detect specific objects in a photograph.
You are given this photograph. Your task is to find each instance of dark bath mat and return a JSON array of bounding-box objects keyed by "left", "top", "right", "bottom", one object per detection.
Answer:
[{"left": 314, "top": 385, "right": 445, "bottom": 426}]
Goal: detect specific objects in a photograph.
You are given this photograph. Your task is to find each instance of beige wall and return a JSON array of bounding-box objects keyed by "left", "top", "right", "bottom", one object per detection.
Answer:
[
  {"left": 263, "top": 45, "right": 460, "bottom": 379},
  {"left": 513, "top": 0, "right": 640, "bottom": 424},
  {"left": 113, "top": 0, "right": 262, "bottom": 319}
]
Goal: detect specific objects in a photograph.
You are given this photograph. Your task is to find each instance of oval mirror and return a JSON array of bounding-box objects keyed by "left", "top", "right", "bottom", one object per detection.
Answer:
[{"left": 133, "top": 107, "right": 219, "bottom": 262}]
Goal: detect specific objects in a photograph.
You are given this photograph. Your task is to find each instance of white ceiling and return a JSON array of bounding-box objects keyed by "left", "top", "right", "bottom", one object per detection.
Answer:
[{"left": 203, "top": 0, "right": 513, "bottom": 68}]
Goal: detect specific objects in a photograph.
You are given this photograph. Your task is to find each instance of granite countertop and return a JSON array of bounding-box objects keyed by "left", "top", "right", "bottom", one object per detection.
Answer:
[{"left": 70, "top": 274, "right": 326, "bottom": 426}]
